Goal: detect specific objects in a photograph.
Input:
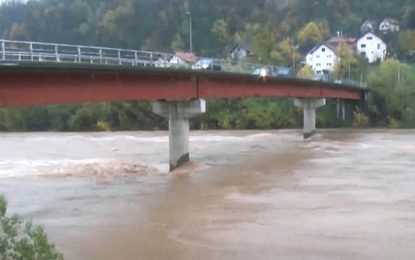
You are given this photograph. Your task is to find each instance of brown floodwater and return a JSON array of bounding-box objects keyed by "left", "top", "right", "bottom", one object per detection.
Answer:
[{"left": 0, "top": 129, "right": 415, "bottom": 259}]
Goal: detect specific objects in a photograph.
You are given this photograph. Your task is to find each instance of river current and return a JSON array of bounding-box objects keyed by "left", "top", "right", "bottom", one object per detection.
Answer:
[{"left": 0, "top": 130, "right": 414, "bottom": 259}]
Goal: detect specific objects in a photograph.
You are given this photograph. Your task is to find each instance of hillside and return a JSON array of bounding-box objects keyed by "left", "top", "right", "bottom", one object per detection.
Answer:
[{"left": 0, "top": 0, "right": 413, "bottom": 58}]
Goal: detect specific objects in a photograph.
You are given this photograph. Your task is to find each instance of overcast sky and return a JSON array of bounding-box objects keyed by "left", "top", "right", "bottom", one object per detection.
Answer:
[{"left": 0, "top": 0, "right": 28, "bottom": 4}]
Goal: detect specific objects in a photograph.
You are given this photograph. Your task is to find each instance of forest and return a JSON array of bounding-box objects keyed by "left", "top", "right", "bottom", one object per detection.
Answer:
[{"left": 0, "top": 0, "right": 414, "bottom": 131}]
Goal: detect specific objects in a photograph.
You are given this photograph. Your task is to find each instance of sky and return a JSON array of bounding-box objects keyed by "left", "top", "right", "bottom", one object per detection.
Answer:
[{"left": 0, "top": 0, "right": 28, "bottom": 4}]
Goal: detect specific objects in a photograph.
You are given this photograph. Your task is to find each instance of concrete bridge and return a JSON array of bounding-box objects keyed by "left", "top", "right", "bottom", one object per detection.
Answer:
[{"left": 0, "top": 39, "right": 368, "bottom": 171}]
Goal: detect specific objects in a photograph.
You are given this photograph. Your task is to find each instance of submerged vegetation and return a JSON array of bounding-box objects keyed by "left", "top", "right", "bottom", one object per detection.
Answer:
[{"left": 0, "top": 0, "right": 413, "bottom": 131}]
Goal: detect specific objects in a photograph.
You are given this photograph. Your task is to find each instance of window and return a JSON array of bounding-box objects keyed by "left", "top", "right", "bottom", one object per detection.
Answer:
[
  {"left": 367, "top": 37, "right": 373, "bottom": 40},
  {"left": 327, "top": 55, "right": 332, "bottom": 58},
  {"left": 322, "top": 48, "right": 326, "bottom": 52},
  {"left": 361, "top": 44, "right": 367, "bottom": 48},
  {"left": 377, "top": 43, "right": 381, "bottom": 49},
  {"left": 316, "top": 55, "right": 320, "bottom": 58},
  {"left": 327, "top": 63, "right": 332, "bottom": 66},
  {"left": 316, "top": 63, "right": 321, "bottom": 67}
]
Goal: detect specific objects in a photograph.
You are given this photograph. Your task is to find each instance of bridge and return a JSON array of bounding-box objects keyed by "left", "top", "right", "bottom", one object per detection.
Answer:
[{"left": 0, "top": 39, "right": 368, "bottom": 171}]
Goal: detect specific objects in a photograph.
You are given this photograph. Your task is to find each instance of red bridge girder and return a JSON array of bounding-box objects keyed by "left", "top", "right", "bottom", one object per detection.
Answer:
[{"left": 0, "top": 64, "right": 365, "bottom": 108}]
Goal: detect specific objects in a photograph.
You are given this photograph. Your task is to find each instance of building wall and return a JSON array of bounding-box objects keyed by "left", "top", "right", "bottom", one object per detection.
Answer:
[
  {"left": 306, "top": 45, "right": 337, "bottom": 74},
  {"left": 357, "top": 33, "right": 387, "bottom": 63},
  {"left": 379, "top": 21, "right": 400, "bottom": 33},
  {"left": 230, "top": 48, "right": 248, "bottom": 60}
]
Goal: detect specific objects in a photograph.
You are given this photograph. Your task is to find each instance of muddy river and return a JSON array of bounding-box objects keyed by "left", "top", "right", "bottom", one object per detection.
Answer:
[{"left": 0, "top": 130, "right": 414, "bottom": 259}]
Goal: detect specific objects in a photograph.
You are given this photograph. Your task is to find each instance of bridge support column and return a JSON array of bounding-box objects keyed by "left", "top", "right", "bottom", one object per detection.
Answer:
[
  {"left": 295, "top": 98, "right": 326, "bottom": 139},
  {"left": 153, "top": 99, "right": 206, "bottom": 171}
]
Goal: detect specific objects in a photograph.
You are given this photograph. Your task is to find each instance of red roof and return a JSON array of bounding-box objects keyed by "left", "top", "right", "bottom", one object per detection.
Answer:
[
  {"left": 327, "top": 36, "right": 356, "bottom": 45},
  {"left": 327, "top": 36, "right": 357, "bottom": 50},
  {"left": 175, "top": 51, "right": 198, "bottom": 63}
]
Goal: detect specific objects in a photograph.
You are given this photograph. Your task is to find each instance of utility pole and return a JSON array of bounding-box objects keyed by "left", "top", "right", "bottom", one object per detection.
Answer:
[
  {"left": 397, "top": 62, "right": 401, "bottom": 83},
  {"left": 186, "top": 12, "right": 193, "bottom": 53},
  {"left": 348, "top": 63, "right": 351, "bottom": 81},
  {"left": 291, "top": 39, "right": 295, "bottom": 69}
]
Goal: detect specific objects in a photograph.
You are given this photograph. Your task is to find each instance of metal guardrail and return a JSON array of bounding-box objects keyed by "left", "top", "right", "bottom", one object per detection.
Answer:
[{"left": 0, "top": 39, "right": 367, "bottom": 88}]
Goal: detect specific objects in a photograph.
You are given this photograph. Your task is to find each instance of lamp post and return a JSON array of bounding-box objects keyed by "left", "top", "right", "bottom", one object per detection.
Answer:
[
  {"left": 398, "top": 62, "right": 401, "bottom": 83},
  {"left": 348, "top": 63, "right": 351, "bottom": 81},
  {"left": 186, "top": 12, "right": 193, "bottom": 53},
  {"left": 291, "top": 39, "right": 295, "bottom": 69}
]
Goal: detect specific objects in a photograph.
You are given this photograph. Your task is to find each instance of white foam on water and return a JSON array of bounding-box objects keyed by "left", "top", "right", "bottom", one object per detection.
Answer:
[
  {"left": 124, "top": 135, "right": 168, "bottom": 143},
  {"left": 190, "top": 132, "right": 295, "bottom": 143},
  {"left": 0, "top": 158, "right": 108, "bottom": 178}
]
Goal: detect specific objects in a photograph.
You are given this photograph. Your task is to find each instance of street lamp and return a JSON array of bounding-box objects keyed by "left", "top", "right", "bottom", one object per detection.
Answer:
[
  {"left": 291, "top": 39, "right": 296, "bottom": 69},
  {"left": 186, "top": 12, "right": 193, "bottom": 53}
]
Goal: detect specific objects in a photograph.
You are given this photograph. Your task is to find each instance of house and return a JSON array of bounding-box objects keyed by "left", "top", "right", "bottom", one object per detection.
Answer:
[
  {"left": 327, "top": 36, "right": 357, "bottom": 50},
  {"left": 229, "top": 43, "right": 251, "bottom": 61},
  {"left": 305, "top": 44, "right": 337, "bottom": 74},
  {"left": 357, "top": 32, "right": 387, "bottom": 63},
  {"left": 361, "top": 20, "right": 375, "bottom": 34},
  {"left": 167, "top": 51, "right": 197, "bottom": 68},
  {"left": 379, "top": 18, "right": 400, "bottom": 34}
]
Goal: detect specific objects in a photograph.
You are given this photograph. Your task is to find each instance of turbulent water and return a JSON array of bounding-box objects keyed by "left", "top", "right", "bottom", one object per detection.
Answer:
[{"left": 1, "top": 130, "right": 415, "bottom": 259}]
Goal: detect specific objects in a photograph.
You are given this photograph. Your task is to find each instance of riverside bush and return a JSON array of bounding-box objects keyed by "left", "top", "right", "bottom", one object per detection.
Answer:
[{"left": 0, "top": 195, "right": 63, "bottom": 260}]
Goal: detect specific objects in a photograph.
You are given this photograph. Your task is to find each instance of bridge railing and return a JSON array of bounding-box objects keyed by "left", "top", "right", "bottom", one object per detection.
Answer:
[{"left": 0, "top": 39, "right": 367, "bottom": 89}]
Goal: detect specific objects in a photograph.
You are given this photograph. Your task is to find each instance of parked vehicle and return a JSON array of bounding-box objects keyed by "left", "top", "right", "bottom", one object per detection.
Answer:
[
  {"left": 270, "top": 66, "right": 296, "bottom": 77},
  {"left": 313, "top": 73, "right": 328, "bottom": 81},
  {"left": 252, "top": 67, "right": 270, "bottom": 77},
  {"left": 253, "top": 66, "right": 296, "bottom": 78},
  {"left": 192, "top": 58, "right": 222, "bottom": 71}
]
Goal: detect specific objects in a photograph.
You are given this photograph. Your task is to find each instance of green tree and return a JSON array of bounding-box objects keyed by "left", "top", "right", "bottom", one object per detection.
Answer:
[
  {"left": 368, "top": 59, "right": 415, "bottom": 126},
  {"left": 397, "top": 30, "right": 415, "bottom": 60},
  {"left": 9, "top": 22, "right": 27, "bottom": 40},
  {"left": 333, "top": 42, "right": 358, "bottom": 78},
  {"left": 248, "top": 24, "right": 284, "bottom": 64},
  {"left": 0, "top": 195, "right": 63, "bottom": 260},
  {"left": 297, "top": 22, "right": 325, "bottom": 51},
  {"left": 298, "top": 65, "right": 314, "bottom": 79},
  {"left": 211, "top": 19, "right": 230, "bottom": 44},
  {"left": 277, "top": 38, "right": 301, "bottom": 67}
]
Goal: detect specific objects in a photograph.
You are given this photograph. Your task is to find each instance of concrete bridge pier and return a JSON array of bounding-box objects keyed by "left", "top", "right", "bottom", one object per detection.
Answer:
[
  {"left": 337, "top": 99, "right": 361, "bottom": 125},
  {"left": 295, "top": 98, "right": 326, "bottom": 138},
  {"left": 153, "top": 99, "right": 206, "bottom": 171}
]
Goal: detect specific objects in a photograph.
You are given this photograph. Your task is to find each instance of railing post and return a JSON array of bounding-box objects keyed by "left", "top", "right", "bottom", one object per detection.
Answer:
[
  {"left": 118, "top": 50, "right": 121, "bottom": 65},
  {"left": 360, "top": 74, "right": 363, "bottom": 87},
  {"left": 55, "top": 44, "right": 60, "bottom": 62},
  {"left": 99, "top": 48, "right": 103, "bottom": 64},
  {"left": 134, "top": 51, "right": 138, "bottom": 66},
  {"left": 1, "top": 41, "right": 5, "bottom": 61},
  {"left": 29, "top": 42, "right": 33, "bottom": 61},
  {"left": 77, "top": 47, "right": 81, "bottom": 63},
  {"left": 150, "top": 52, "right": 153, "bottom": 66}
]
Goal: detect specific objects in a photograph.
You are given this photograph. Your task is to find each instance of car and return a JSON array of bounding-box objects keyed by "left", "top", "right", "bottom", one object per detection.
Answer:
[
  {"left": 272, "top": 67, "right": 296, "bottom": 77},
  {"left": 192, "top": 58, "right": 222, "bottom": 71},
  {"left": 252, "top": 67, "right": 270, "bottom": 77},
  {"left": 313, "top": 73, "right": 328, "bottom": 81}
]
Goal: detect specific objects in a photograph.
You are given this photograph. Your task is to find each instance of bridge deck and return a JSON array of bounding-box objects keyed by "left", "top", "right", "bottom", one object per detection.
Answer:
[{"left": 0, "top": 63, "right": 367, "bottom": 108}]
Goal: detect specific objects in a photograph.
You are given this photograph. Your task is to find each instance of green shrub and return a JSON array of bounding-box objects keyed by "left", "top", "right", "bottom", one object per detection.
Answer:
[
  {"left": 353, "top": 109, "right": 369, "bottom": 127},
  {"left": 0, "top": 195, "right": 63, "bottom": 260}
]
